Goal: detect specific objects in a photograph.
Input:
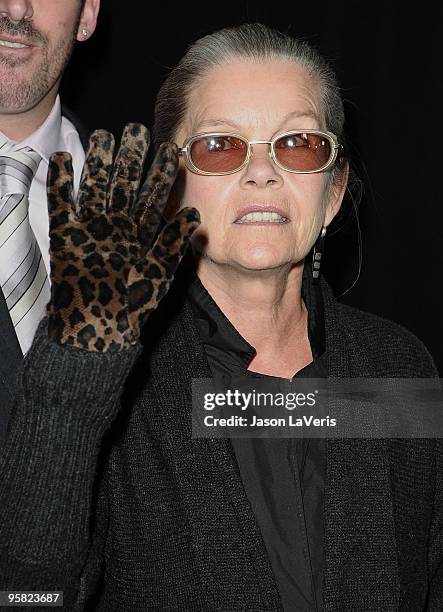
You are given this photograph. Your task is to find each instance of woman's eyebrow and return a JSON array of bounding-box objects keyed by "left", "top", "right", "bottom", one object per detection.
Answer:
[
  {"left": 193, "top": 110, "right": 319, "bottom": 133},
  {"left": 278, "top": 110, "right": 319, "bottom": 126},
  {"left": 194, "top": 118, "right": 242, "bottom": 131}
]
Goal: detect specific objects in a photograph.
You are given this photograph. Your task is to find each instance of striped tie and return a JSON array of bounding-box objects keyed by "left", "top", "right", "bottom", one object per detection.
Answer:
[{"left": 0, "top": 142, "right": 50, "bottom": 355}]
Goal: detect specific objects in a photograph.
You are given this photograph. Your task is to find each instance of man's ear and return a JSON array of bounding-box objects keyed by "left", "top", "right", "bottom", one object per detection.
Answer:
[
  {"left": 76, "top": 0, "right": 101, "bottom": 42},
  {"left": 324, "top": 160, "right": 349, "bottom": 227}
]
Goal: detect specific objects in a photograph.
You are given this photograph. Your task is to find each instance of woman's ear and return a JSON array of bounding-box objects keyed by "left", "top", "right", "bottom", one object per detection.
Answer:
[{"left": 324, "top": 159, "right": 349, "bottom": 226}]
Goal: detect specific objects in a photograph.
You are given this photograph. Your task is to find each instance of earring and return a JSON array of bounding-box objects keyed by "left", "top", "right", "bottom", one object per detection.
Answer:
[
  {"left": 81, "top": 28, "right": 89, "bottom": 38},
  {"left": 312, "top": 226, "right": 327, "bottom": 283}
]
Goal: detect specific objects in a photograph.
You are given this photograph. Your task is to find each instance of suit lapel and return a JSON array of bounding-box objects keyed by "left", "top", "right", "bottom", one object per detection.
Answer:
[
  {"left": 0, "top": 289, "right": 22, "bottom": 443},
  {"left": 321, "top": 279, "right": 399, "bottom": 611}
]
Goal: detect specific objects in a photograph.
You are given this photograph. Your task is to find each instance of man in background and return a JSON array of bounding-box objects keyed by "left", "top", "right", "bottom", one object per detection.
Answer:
[{"left": 0, "top": 0, "right": 100, "bottom": 443}]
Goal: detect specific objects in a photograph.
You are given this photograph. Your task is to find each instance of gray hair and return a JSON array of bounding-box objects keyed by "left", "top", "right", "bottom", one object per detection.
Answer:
[{"left": 153, "top": 23, "right": 345, "bottom": 149}]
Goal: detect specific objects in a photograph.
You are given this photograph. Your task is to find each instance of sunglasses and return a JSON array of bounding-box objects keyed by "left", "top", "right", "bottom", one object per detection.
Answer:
[{"left": 179, "top": 130, "right": 343, "bottom": 176}]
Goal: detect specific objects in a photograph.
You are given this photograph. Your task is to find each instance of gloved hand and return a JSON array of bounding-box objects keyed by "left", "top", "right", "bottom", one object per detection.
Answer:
[{"left": 45, "top": 122, "right": 199, "bottom": 352}]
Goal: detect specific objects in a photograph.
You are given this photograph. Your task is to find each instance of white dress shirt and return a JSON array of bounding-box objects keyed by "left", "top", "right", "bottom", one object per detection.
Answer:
[{"left": 0, "top": 95, "right": 86, "bottom": 276}]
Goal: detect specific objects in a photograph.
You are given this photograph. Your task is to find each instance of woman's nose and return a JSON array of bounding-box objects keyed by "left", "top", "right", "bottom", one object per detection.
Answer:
[
  {"left": 240, "top": 143, "right": 284, "bottom": 189},
  {"left": 0, "top": 0, "right": 33, "bottom": 22}
]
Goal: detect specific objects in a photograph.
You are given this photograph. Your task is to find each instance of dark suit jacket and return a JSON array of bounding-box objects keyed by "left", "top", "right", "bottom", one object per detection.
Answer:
[
  {"left": 0, "top": 270, "right": 441, "bottom": 611},
  {"left": 0, "top": 106, "right": 89, "bottom": 445}
]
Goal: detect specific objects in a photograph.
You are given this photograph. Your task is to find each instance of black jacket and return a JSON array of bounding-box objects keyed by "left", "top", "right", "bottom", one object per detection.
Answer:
[
  {"left": 0, "top": 268, "right": 441, "bottom": 611},
  {"left": 0, "top": 106, "right": 89, "bottom": 445}
]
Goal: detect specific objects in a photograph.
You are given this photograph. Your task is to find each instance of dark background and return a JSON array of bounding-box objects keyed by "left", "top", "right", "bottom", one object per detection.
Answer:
[{"left": 61, "top": 1, "right": 443, "bottom": 373}]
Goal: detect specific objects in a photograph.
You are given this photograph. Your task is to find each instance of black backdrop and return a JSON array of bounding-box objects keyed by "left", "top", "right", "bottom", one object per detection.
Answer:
[{"left": 60, "top": 1, "right": 443, "bottom": 373}]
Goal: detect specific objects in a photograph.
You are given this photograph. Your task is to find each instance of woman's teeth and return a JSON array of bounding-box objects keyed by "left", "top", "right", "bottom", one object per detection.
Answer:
[{"left": 236, "top": 211, "right": 288, "bottom": 223}]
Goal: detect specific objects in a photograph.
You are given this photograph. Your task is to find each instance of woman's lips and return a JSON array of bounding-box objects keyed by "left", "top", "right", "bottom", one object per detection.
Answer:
[{"left": 234, "top": 205, "right": 290, "bottom": 224}]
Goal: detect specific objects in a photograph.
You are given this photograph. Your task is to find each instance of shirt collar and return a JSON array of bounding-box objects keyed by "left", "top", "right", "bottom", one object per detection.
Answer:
[
  {"left": 189, "top": 268, "right": 255, "bottom": 372},
  {"left": 0, "top": 96, "right": 62, "bottom": 164}
]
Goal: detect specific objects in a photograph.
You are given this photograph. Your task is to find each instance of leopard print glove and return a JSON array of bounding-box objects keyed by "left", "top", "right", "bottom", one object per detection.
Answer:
[{"left": 46, "top": 123, "right": 200, "bottom": 352}]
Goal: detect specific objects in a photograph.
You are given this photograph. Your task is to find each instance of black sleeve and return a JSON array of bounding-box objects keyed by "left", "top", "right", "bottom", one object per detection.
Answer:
[
  {"left": 76, "top": 451, "right": 110, "bottom": 611},
  {"left": 0, "top": 321, "right": 141, "bottom": 609}
]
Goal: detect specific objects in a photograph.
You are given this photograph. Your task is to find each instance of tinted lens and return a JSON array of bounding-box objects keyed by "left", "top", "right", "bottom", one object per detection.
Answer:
[
  {"left": 274, "top": 132, "right": 332, "bottom": 171},
  {"left": 189, "top": 135, "right": 247, "bottom": 173}
]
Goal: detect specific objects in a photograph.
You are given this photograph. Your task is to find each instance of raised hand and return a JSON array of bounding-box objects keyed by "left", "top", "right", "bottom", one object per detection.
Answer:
[{"left": 46, "top": 123, "right": 200, "bottom": 352}]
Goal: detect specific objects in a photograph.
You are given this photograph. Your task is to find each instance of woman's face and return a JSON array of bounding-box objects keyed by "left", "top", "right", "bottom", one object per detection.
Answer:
[{"left": 173, "top": 59, "right": 347, "bottom": 272}]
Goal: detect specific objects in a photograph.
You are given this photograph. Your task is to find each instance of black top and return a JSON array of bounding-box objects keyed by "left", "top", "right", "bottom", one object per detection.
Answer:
[
  {"left": 0, "top": 268, "right": 440, "bottom": 611},
  {"left": 187, "top": 267, "right": 327, "bottom": 612}
]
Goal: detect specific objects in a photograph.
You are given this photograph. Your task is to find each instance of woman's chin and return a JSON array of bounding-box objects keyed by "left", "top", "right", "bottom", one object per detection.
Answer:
[{"left": 230, "top": 246, "right": 294, "bottom": 271}]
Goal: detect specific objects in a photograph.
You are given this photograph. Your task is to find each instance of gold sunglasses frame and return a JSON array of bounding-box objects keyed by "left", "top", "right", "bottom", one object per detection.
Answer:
[{"left": 178, "top": 129, "right": 343, "bottom": 176}]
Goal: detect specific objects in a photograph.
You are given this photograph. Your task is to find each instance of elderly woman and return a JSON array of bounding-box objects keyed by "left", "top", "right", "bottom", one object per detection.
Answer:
[{"left": 1, "top": 23, "right": 441, "bottom": 612}]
